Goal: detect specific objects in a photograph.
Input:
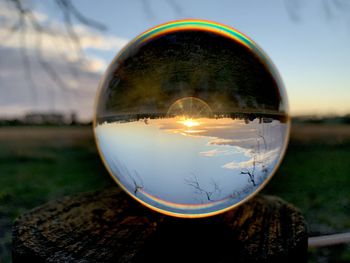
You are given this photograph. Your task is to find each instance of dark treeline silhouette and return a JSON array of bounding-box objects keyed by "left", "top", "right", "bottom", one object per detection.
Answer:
[
  {"left": 0, "top": 112, "right": 90, "bottom": 126},
  {"left": 292, "top": 115, "right": 350, "bottom": 125},
  {"left": 6, "top": 114, "right": 350, "bottom": 127},
  {"left": 96, "top": 112, "right": 288, "bottom": 125}
]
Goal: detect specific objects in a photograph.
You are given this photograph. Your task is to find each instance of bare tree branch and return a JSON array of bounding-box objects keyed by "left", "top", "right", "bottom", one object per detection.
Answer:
[
  {"left": 56, "top": 0, "right": 106, "bottom": 31},
  {"left": 141, "top": 0, "right": 186, "bottom": 21},
  {"left": 240, "top": 169, "right": 256, "bottom": 187},
  {"left": 19, "top": 18, "right": 38, "bottom": 104},
  {"left": 2, "top": 0, "right": 188, "bottom": 114},
  {"left": 141, "top": 0, "right": 156, "bottom": 21},
  {"left": 3, "top": 0, "right": 107, "bottom": 112},
  {"left": 285, "top": 0, "right": 350, "bottom": 22},
  {"left": 131, "top": 171, "right": 144, "bottom": 195},
  {"left": 284, "top": 0, "right": 302, "bottom": 22},
  {"left": 185, "top": 174, "right": 220, "bottom": 201},
  {"left": 55, "top": 0, "right": 84, "bottom": 61},
  {"left": 166, "top": 0, "right": 186, "bottom": 17}
]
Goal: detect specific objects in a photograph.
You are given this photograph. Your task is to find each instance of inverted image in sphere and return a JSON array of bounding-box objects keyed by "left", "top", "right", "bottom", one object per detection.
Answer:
[{"left": 94, "top": 20, "right": 290, "bottom": 217}]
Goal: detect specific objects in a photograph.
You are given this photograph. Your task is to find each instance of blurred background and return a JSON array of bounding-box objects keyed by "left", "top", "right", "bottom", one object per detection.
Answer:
[{"left": 1, "top": 0, "right": 350, "bottom": 262}]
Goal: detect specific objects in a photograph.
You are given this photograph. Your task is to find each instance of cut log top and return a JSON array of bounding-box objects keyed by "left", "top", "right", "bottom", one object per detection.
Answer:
[{"left": 12, "top": 188, "right": 308, "bottom": 263}]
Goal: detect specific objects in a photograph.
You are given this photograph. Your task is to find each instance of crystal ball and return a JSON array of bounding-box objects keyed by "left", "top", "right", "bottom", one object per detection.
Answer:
[{"left": 94, "top": 20, "right": 290, "bottom": 217}]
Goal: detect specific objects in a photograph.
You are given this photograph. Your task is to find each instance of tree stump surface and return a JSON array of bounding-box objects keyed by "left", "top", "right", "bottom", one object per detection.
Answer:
[{"left": 12, "top": 187, "right": 308, "bottom": 263}]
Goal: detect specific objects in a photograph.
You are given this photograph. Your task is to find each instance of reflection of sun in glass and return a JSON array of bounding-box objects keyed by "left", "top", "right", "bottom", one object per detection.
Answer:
[
  {"left": 167, "top": 97, "right": 211, "bottom": 132},
  {"left": 179, "top": 118, "right": 201, "bottom": 128}
]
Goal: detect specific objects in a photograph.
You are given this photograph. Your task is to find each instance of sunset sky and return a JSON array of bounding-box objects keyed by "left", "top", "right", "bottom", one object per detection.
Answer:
[{"left": 1, "top": 0, "right": 350, "bottom": 120}]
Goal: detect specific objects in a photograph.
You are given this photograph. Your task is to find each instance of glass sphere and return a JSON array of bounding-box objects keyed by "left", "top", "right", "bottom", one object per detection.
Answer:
[{"left": 94, "top": 20, "right": 290, "bottom": 217}]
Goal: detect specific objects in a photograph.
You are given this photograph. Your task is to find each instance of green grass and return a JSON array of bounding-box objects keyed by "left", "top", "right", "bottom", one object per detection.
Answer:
[
  {"left": 263, "top": 136, "right": 350, "bottom": 262},
  {"left": 0, "top": 126, "right": 114, "bottom": 262},
  {"left": 0, "top": 125, "right": 350, "bottom": 262},
  {"left": 265, "top": 142, "right": 350, "bottom": 232}
]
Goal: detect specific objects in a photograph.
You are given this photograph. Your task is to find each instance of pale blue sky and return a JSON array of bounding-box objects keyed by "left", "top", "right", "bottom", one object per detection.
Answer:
[
  {"left": 1, "top": 0, "right": 349, "bottom": 118},
  {"left": 68, "top": 0, "right": 350, "bottom": 115}
]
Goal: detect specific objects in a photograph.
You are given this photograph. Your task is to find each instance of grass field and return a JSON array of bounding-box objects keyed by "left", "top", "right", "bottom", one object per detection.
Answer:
[{"left": 1, "top": 124, "right": 350, "bottom": 262}]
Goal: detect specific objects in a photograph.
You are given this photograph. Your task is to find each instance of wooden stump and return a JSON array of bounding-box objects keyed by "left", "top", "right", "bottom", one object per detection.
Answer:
[{"left": 12, "top": 187, "right": 308, "bottom": 263}]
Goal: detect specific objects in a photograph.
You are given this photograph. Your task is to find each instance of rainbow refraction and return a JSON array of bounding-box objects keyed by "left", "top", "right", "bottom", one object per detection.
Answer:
[
  {"left": 117, "top": 20, "right": 281, "bottom": 87},
  {"left": 137, "top": 20, "right": 252, "bottom": 48}
]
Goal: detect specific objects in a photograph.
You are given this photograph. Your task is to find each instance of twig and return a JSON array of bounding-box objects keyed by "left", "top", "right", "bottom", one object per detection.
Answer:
[{"left": 308, "top": 232, "right": 350, "bottom": 248}]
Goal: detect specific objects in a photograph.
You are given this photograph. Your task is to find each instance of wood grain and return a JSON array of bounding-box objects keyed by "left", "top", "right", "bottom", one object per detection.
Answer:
[{"left": 13, "top": 187, "right": 308, "bottom": 262}]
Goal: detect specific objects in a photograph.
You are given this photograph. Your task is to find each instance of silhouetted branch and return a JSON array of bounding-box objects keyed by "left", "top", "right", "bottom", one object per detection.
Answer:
[
  {"left": 284, "top": 0, "right": 302, "bottom": 22},
  {"left": 141, "top": 0, "right": 186, "bottom": 21},
  {"left": 55, "top": 0, "right": 106, "bottom": 31},
  {"left": 141, "top": 0, "right": 156, "bottom": 21},
  {"left": 0, "top": 15, "right": 22, "bottom": 43},
  {"left": 3, "top": 0, "right": 106, "bottom": 109},
  {"left": 257, "top": 134, "right": 267, "bottom": 151},
  {"left": 285, "top": 0, "right": 350, "bottom": 22},
  {"left": 131, "top": 171, "right": 144, "bottom": 195},
  {"left": 210, "top": 179, "right": 221, "bottom": 197},
  {"left": 240, "top": 170, "right": 256, "bottom": 187},
  {"left": 185, "top": 174, "right": 220, "bottom": 201},
  {"left": 166, "top": 0, "right": 186, "bottom": 17},
  {"left": 18, "top": 16, "right": 38, "bottom": 104}
]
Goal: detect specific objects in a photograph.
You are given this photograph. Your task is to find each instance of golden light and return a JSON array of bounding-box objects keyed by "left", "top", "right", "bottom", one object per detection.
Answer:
[{"left": 179, "top": 118, "right": 200, "bottom": 128}]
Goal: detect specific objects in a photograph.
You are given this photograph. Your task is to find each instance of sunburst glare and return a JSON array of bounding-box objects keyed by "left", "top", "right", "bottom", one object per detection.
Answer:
[{"left": 179, "top": 118, "right": 201, "bottom": 128}]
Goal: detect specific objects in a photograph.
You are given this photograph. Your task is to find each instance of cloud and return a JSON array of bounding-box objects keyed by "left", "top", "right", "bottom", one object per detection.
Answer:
[
  {"left": 208, "top": 137, "right": 257, "bottom": 147},
  {"left": 222, "top": 148, "right": 280, "bottom": 170},
  {"left": 0, "top": 46, "right": 100, "bottom": 120},
  {"left": 0, "top": 1, "right": 129, "bottom": 62},
  {"left": 199, "top": 148, "right": 240, "bottom": 157},
  {"left": 75, "top": 25, "right": 129, "bottom": 52},
  {"left": 0, "top": 22, "right": 128, "bottom": 69},
  {"left": 0, "top": 5, "right": 129, "bottom": 120},
  {"left": 0, "top": 2, "right": 48, "bottom": 22},
  {"left": 81, "top": 56, "right": 108, "bottom": 73},
  {"left": 155, "top": 117, "right": 287, "bottom": 152},
  {"left": 222, "top": 159, "right": 254, "bottom": 169}
]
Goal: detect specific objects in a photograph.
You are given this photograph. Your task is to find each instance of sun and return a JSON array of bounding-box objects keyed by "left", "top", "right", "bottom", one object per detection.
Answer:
[
  {"left": 179, "top": 118, "right": 200, "bottom": 128},
  {"left": 167, "top": 97, "right": 212, "bottom": 129}
]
